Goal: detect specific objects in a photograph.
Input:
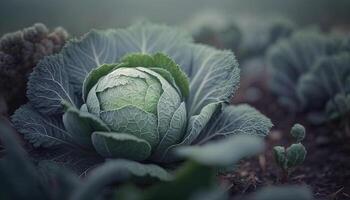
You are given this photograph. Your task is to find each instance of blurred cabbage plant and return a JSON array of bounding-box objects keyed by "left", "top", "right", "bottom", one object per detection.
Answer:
[{"left": 268, "top": 29, "right": 350, "bottom": 124}]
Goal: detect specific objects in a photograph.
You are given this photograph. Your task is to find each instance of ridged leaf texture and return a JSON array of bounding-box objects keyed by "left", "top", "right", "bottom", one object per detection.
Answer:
[{"left": 12, "top": 103, "right": 74, "bottom": 148}]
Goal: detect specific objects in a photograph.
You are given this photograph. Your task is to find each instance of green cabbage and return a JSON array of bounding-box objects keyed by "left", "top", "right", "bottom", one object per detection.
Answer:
[{"left": 12, "top": 23, "right": 272, "bottom": 164}]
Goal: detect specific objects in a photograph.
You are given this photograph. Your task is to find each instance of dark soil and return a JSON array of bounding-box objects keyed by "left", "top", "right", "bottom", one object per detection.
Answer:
[{"left": 227, "top": 75, "right": 350, "bottom": 200}]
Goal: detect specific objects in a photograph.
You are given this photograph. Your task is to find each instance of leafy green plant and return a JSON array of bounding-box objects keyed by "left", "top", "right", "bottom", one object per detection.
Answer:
[
  {"left": 0, "top": 23, "right": 68, "bottom": 114},
  {"left": 273, "top": 124, "right": 307, "bottom": 183},
  {"left": 268, "top": 29, "right": 350, "bottom": 122},
  {"left": 11, "top": 23, "right": 272, "bottom": 170},
  {"left": 297, "top": 53, "right": 350, "bottom": 135}
]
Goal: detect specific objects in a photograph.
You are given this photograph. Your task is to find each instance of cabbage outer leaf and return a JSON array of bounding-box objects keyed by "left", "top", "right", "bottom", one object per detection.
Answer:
[
  {"left": 62, "top": 103, "right": 110, "bottom": 147},
  {"left": 12, "top": 104, "right": 74, "bottom": 148},
  {"left": 91, "top": 132, "right": 152, "bottom": 161}
]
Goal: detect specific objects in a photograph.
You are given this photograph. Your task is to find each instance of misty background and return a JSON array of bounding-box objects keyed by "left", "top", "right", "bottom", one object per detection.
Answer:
[{"left": 1, "top": 0, "right": 349, "bottom": 35}]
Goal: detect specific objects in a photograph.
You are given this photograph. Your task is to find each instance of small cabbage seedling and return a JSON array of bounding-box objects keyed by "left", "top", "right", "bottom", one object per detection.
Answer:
[
  {"left": 273, "top": 124, "right": 307, "bottom": 183},
  {"left": 290, "top": 123, "right": 305, "bottom": 143}
]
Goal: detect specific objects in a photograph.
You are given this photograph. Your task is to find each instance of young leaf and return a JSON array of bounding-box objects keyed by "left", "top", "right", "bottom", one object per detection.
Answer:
[
  {"left": 153, "top": 53, "right": 190, "bottom": 98},
  {"left": 82, "top": 63, "right": 118, "bottom": 101},
  {"left": 120, "top": 53, "right": 190, "bottom": 98},
  {"left": 290, "top": 124, "right": 305, "bottom": 143},
  {"left": 273, "top": 146, "right": 286, "bottom": 170},
  {"left": 286, "top": 143, "right": 307, "bottom": 168}
]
